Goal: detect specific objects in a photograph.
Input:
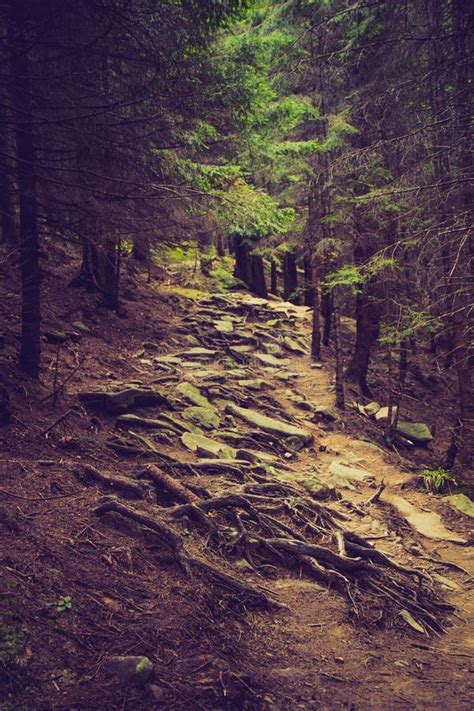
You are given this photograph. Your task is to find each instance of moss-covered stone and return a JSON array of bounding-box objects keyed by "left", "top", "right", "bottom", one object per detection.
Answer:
[{"left": 226, "top": 403, "right": 313, "bottom": 445}]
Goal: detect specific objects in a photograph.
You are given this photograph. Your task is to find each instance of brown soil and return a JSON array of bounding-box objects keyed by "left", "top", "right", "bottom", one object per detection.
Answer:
[{"left": 1, "top": 250, "right": 473, "bottom": 710}]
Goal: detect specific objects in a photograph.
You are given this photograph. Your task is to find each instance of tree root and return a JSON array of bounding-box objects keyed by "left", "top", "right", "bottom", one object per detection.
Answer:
[{"left": 93, "top": 496, "right": 280, "bottom": 609}]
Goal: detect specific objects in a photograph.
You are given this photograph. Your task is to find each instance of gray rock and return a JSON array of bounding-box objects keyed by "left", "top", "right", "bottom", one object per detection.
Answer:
[
  {"left": 182, "top": 406, "right": 220, "bottom": 430},
  {"left": 396, "top": 421, "right": 433, "bottom": 445},
  {"left": 226, "top": 403, "right": 313, "bottom": 445},
  {"left": 375, "top": 406, "right": 398, "bottom": 422},
  {"left": 104, "top": 655, "right": 153, "bottom": 684},
  {"left": 181, "top": 432, "right": 235, "bottom": 459},
  {"left": 72, "top": 321, "right": 91, "bottom": 335},
  {"left": 45, "top": 330, "right": 68, "bottom": 344},
  {"left": 176, "top": 382, "right": 212, "bottom": 408}
]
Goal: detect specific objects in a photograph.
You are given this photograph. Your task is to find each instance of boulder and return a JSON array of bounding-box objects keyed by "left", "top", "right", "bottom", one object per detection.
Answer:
[
  {"left": 225, "top": 403, "right": 313, "bottom": 445},
  {"left": 396, "top": 421, "right": 433, "bottom": 446}
]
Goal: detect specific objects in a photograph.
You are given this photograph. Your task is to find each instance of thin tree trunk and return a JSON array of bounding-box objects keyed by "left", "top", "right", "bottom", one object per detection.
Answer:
[
  {"left": 303, "top": 255, "right": 314, "bottom": 306},
  {"left": 10, "top": 2, "right": 41, "bottom": 376},
  {"left": 311, "top": 268, "right": 321, "bottom": 361},
  {"left": 270, "top": 260, "right": 278, "bottom": 295},
  {"left": 345, "top": 289, "right": 379, "bottom": 396},
  {"left": 283, "top": 250, "right": 299, "bottom": 303},
  {"left": 321, "top": 290, "right": 333, "bottom": 346},
  {"left": 333, "top": 291, "right": 345, "bottom": 410}
]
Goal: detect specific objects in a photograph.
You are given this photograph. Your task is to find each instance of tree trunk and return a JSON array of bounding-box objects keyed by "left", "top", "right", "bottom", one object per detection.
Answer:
[
  {"left": 321, "top": 290, "right": 333, "bottom": 346},
  {"left": 132, "top": 235, "right": 149, "bottom": 263},
  {"left": 345, "top": 290, "right": 379, "bottom": 396},
  {"left": 311, "top": 268, "right": 321, "bottom": 361},
  {"left": 303, "top": 255, "right": 314, "bottom": 306},
  {"left": 102, "top": 237, "right": 119, "bottom": 309},
  {"left": 10, "top": 2, "right": 41, "bottom": 376},
  {"left": 270, "top": 260, "right": 278, "bottom": 295},
  {"left": 283, "top": 250, "right": 299, "bottom": 303},
  {"left": 233, "top": 234, "right": 249, "bottom": 284},
  {"left": 249, "top": 253, "right": 267, "bottom": 297},
  {"left": 0, "top": 106, "right": 17, "bottom": 245},
  {"left": 333, "top": 292, "right": 345, "bottom": 410}
]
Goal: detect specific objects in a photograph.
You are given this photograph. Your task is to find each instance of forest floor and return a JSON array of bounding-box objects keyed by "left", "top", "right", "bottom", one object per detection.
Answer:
[{"left": 1, "top": 253, "right": 473, "bottom": 710}]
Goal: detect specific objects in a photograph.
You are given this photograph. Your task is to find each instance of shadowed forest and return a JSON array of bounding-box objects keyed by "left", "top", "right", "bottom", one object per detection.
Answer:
[{"left": 0, "top": 1, "right": 473, "bottom": 709}]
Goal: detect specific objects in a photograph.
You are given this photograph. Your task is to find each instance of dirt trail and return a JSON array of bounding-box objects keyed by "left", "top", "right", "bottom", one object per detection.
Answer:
[
  {"left": 1, "top": 288, "right": 473, "bottom": 711},
  {"left": 250, "top": 301, "right": 473, "bottom": 710}
]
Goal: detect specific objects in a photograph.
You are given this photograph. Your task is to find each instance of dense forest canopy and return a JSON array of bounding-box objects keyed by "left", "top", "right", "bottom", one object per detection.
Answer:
[{"left": 0, "top": 0, "right": 472, "bottom": 469}]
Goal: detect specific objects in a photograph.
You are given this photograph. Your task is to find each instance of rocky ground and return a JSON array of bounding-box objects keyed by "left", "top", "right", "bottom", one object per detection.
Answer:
[{"left": 1, "top": 271, "right": 473, "bottom": 710}]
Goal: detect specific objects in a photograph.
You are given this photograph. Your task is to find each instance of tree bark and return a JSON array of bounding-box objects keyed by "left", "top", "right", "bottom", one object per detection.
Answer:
[
  {"left": 233, "top": 234, "right": 249, "bottom": 284},
  {"left": 10, "top": 2, "right": 41, "bottom": 376},
  {"left": 345, "top": 289, "right": 379, "bottom": 396},
  {"left": 321, "top": 290, "right": 333, "bottom": 346},
  {"left": 311, "top": 267, "right": 321, "bottom": 361},
  {"left": 333, "top": 292, "right": 345, "bottom": 410},
  {"left": 270, "top": 260, "right": 278, "bottom": 295},
  {"left": 249, "top": 253, "right": 267, "bottom": 297},
  {"left": 283, "top": 250, "right": 299, "bottom": 303},
  {"left": 303, "top": 255, "right": 314, "bottom": 306}
]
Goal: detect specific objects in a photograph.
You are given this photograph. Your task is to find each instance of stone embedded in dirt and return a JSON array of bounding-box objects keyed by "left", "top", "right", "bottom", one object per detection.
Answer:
[
  {"left": 181, "top": 431, "right": 236, "bottom": 459},
  {"left": 237, "top": 379, "right": 267, "bottom": 391},
  {"left": 310, "top": 362, "right": 323, "bottom": 369},
  {"left": 225, "top": 403, "right": 313, "bottom": 445},
  {"left": 116, "top": 413, "right": 174, "bottom": 429},
  {"left": 327, "top": 461, "right": 375, "bottom": 489},
  {"left": 78, "top": 387, "right": 171, "bottom": 415},
  {"left": 374, "top": 406, "right": 398, "bottom": 422},
  {"left": 182, "top": 405, "right": 220, "bottom": 430},
  {"left": 71, "top": 320, "right": 91, "bottom": 335},
  {"left": 180, "top": 347, "right": 217, "bottom": 360},
  {"left": 261, "top": 342, "right": 283, "bottom": 356},
  {"left": 383, "top": 493, "right": 467, "bottom": 543},
  {"left": 253, "top": 353, "right": 290, "bottom": 367},
  {"left": 104, "top": 655, "right": 153, "bottom": 685},
  {"left": 396, "top": 421, "right": 433, "bottom": 446},
  {"left": 154, "top": 355, "right": 183, "bottom": 365},
  {"left": 176, "top": 381, "right": 212, "bottom": 408},
  {"left": 282, "top": 336, "right": 306, "bottom": 355},
  {"left": 45, "top": 330, "right": 68, "bottom": 344},
  {"left": 214, "top": 319, "right": 234, "bottom": 333},
  {"left": 312, "top": 405, "right": 339, "bottom": 422},
  {"left": 443, "top": 494, "right": 474, "bottom": 518},
  {"left": 358, "top": 401, "right": 380, "bottom": 417},
  {"left": 273, "top": 370, "right": 298, "bottom": 382}
]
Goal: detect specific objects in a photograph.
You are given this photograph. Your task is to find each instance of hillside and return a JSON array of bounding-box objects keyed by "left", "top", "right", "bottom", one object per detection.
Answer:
[{"left": 1, "top": 252, "right": 472, "bottom": 710}]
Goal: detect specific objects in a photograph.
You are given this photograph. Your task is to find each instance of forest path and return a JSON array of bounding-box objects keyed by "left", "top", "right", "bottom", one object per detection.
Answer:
[
  {"left": 130, "top": 289, "right": 471, "bottom": 710},
  {"left": 229, "top": 297, "right": 473, "bottom": 710},
  {"left": 3, "top": 288, "right": 472, "bottom": 711}
]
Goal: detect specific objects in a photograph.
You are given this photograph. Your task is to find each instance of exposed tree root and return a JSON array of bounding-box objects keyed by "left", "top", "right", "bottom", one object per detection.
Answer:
[
  {"left": 93, "top": 496, "right": 281, "bottom": 609},
  {"left": 91, "top": 459, "right": 454, "bottom": 634}
]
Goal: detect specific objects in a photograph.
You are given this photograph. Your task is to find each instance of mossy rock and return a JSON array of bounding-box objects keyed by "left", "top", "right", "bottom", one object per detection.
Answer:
[
  {"left": 396, "top": 421, "right": 433, "bottom": 445},
  {"left": 182, "top": 406, "right": 220, "bottom": 430},
  {"left": 181, "top": 432, "right": 235, "bottom": 459},
  {"left": 176, "top": 382, "right": 212, "bottom": 408},
  {"left": 443, "top": 494, "right": 474, "bottom": 518},
  {"left": 226, "top": 403, "right": 313, "bottom": 445}
]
